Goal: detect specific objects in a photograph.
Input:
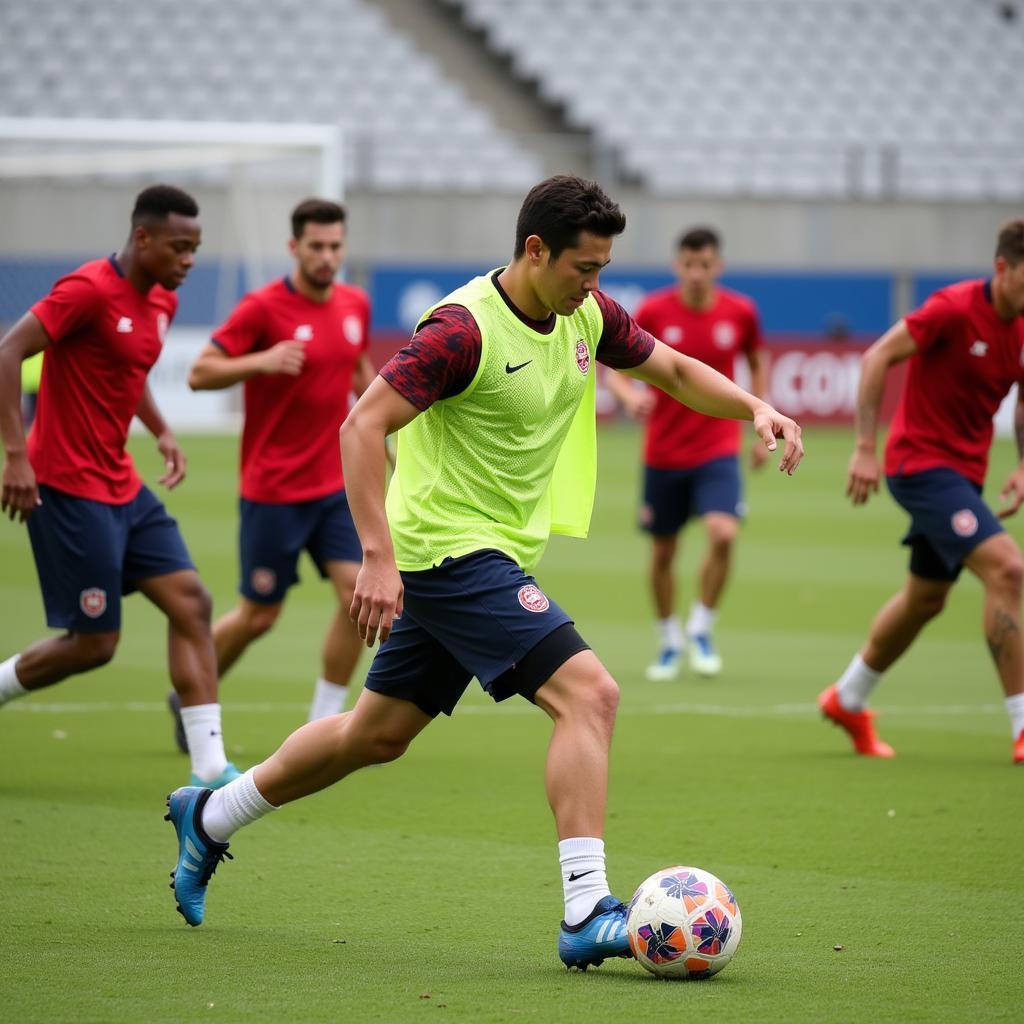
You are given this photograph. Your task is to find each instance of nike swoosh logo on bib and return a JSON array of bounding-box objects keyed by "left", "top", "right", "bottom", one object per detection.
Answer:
[{"left": 505, "top": 360, "right": 533, "bottom": 373}]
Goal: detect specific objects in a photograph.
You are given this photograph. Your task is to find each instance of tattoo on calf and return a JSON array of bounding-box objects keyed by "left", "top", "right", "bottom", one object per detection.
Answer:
[{"left": 986, "top": 608, "right": 1019, "bottom": 666}]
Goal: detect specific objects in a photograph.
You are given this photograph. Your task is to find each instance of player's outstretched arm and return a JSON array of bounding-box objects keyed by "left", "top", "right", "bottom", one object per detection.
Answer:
[
  {"left": 135, "top": 382, "right": 186, "bottom": 489},
  {"left": 187, "top": 340, "right": 306, "bottom": 391},
  {"left": 847, "top": 321, "right": 917, "bottom": 506},
  {"left": 747, "top": 349, "right": 771, "bottom": 471},
  {"left": 0, "top": 313, "right": 50, "bottom": 521},
  {"left": 340, "top": 376, "right": 420, "bottom": 646},
  {"left": 627, "top": 340, "right": 803, "bottom": 474}
]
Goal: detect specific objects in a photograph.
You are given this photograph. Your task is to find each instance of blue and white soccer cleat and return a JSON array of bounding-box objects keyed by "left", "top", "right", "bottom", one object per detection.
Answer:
[
  {"left": 558, "top": 895, "right": 632, "bottom": 970},
  {"left": 165, "top": 786, "right": 232, "bottom": 927},
  {"left": 644, "top": 648, "right": 681, "bottom": 682},
  {"left": 190, "top": 762, "right": 242, "bottom": 789},
  {"left": 687, "top": 634, "right": 723, "bottom": 677}
]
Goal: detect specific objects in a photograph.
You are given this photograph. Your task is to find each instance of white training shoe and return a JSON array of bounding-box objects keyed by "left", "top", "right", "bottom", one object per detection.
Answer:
[
  {"left": 687, "top": 634, "right": 722, "bottom": 677},
  {"left": 645, "top": 648, "right": 682, "bottom": 681}
]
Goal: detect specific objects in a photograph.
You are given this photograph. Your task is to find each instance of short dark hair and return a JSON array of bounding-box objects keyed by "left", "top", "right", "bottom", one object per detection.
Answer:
[
  {"left": 678, "top": 226, "right": 721, "bottom": 253},
  {"left": 131, "top": 184, "right": 199, "bottom": 227},
  {"left": 513, "top": 175, "right": 625, "bottom": 260},
  {"left": 995, "top": 220, "right": 1024, "bottom": 266},
  {"left": 291, "top": 197, "right": 346, "bottom": 239}
]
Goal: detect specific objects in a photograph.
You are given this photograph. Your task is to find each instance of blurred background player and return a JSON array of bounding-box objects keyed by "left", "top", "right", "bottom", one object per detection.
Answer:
[
  {"left": 163, "top": 175, "right": 802, "bottom": 968},
  {"left": 0, "top": 185, "right": 239, "bottom": 788},
  {"left": 607, "top": 227, "right": 765, "bottom": 681},
  {"left": 821, "top": 220, "right": 1024, "bottom": 764},
  {"left": 177, "top": 198, "right": 374, "bottom": 751}
]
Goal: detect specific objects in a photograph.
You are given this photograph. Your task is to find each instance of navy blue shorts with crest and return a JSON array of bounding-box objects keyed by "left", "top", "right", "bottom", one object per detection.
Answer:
[
  {"left": 239, "top": 488, "right": 362, "bottom": 604},
  {"left": 27, "top": 483, "right": 194, "bottom": 633},
  {"left": 886, "top": 468, "right": 1003, "bottom": 581},
  {"left": 363, "top": 549, "right": 582, "bottom": 718},
  {"left": 641, "top": 455, "right": 744, "bottom": 536}
]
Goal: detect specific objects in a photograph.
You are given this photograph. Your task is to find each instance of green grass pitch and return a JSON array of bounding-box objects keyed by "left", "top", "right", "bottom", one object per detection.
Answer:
[{"left": 1, "top": 424, "right": 1022, "bottom": 1022}]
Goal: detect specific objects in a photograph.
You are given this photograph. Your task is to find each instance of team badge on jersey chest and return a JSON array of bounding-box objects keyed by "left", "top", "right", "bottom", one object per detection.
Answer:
[
  {"left": 575, "top": 339, "right": 590, "bottom": 374},
  {"left": 294, "top": 324, "right": 313, "bottom": 341},
  {"left": 713, "top": 321, "right": 736, "bottom": 349}
]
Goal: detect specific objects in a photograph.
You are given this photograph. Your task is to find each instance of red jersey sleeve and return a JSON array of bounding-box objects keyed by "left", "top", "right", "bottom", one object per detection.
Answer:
[
  {"left": 380, "top": 304, "right": 482, "bottom": 410},
  {"left": 904, "top": 291, "right": 964, "bottom": 353},
  {"left": 211, "top": 292, "right": 269, "bottom": 356},
  {"left": 594, "top": 290, "right": 657, "bottom": 369},
  {"left": 30, "top": 272, "right": 104, "bottom": 344}
]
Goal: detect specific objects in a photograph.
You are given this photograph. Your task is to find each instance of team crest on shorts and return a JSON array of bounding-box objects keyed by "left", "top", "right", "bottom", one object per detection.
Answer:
[
  {"left": 251, "top": 567, "right": 277, "bottom": 595},
  {"left": 575, "top": 339, "right": 591, "bottom": 374},
  {"left": 79, "top": 588, "right": 107, "bottom": 618},
  {"left": 951, "top": 509, "right": 979, "bottom": 537},
  {"left": 517, "top": 584, "right": 550, "bottom": 613}
]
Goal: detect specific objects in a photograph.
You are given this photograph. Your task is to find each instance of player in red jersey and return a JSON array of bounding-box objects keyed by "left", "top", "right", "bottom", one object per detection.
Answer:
[
  {"left": 821, "top": 220, "right": 1024, "bottom": 764},
  {"left": 608, "top": 228, "right": 765, "bottom": 681},
  {"left": 173, "top": 198, "right": 375, "bottom": 750},
  {"left": 0, "top": 185, "right": 239, "bottom": 788}
]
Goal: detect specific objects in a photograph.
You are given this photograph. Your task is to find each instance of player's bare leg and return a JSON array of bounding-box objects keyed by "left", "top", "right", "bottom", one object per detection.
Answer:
[
  {"left": 821, "top": 572, "right": 952, "bottom": 758},
  {"left": 646, "top": 534, "right": 683, "bottom": 680},
  {"left": 212, "top": 597, "right": 283, "bottom": 678},
  {"left": 0, "top": 630, "right": 119, "bottom": 697},
  {"left": 688, "top": 512, "right": 738, "bottom": 677},
  {"left": 309, "top": 560, "right": 363, "bottom": 720},
  {"left": 139, "top": 569, "right": 236, "bottom": 785},
  {"left": 535, "top": 649, "right": 630, "bottom": 966}
]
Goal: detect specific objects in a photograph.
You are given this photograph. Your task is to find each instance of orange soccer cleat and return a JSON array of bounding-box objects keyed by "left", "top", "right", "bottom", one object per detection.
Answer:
[
  {"left": 1013, "top": 730, "right": 1024, "bottom": 765},
  {"left": 818, "top": 684, "right": 895, "bottom": 758}
]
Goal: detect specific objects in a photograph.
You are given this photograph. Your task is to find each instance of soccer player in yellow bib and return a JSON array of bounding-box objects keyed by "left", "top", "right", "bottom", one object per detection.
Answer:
[{"left": 165, "top": 176, "right": 803, "bottom": 968}]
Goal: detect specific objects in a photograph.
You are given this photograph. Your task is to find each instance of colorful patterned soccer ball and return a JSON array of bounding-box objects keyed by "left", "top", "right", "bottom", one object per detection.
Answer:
[{"left": 626, "top": 866, "right": 742, "bottom": 979}]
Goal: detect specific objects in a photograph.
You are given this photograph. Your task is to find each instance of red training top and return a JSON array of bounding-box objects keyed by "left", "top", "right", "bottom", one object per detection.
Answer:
[
  {"left": 634, "top": 286, "right": 762, "bottom": 469},
  {"left": 213, "top": 277, "right": 371, "bottom": 503},
  {"left": 886, "top": 279, "right": 1024, "bottom": 486},
  {"left": 29, "top": 256, "right": 177, "bottom": 504}
]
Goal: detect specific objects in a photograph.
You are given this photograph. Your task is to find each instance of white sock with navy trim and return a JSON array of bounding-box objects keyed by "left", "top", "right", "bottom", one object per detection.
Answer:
[
  {"left": 836, "top": 654, "right": 882, "bottom": 712},
  {"left": 201, "top": 767, "right": 277, "bottom": 843},
  {"left": 179, "top": 703, "right": 228, "bottom": 782},
  {"left": 0, "top": 655, "right": 28, "bottom": 706},
  {"left": 308, "top": 677, "right": 348, "bottom": 721},
  {"left": 686, "top": 601, "right": 717, "bottom": 638},
  {"left": 559, "top": 836, "right": 611, "bottom": 926}
]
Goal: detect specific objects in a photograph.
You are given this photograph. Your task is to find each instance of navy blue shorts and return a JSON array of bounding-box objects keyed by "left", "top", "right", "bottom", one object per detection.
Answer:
[
  {"left": 364, "top": 549, "right": 587, "bottom": 718},
  {"left": 239, "top": 489, "right": 362, "bottom": 604},
  {"left": 27, "top": 484, "right": 195, "bottom": 633},
  {"left": 640, "top": 456, "right": 744, "bottom": 536},
  {"left": 886, "top": 468, "right": 1003, "bottom": 581}
]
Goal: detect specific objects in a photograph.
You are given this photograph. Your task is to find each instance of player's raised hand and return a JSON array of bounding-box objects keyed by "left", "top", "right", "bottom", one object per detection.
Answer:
[
  {"left": 846, "top": 446, "right": 880, "bottom": 505},
  {"left": 156, "top": 431, "right": 187, "bottom": 489},
  {"left": 262, "top": 340, "right": 307, "bottom": 376},
  {"left": 1, "top": 450, "right": 41, "bottom": 522},
  {"left": 752, "top": 405, "right": 803, "bottom": 475},
  {"left": 350, "top": 553, "right": 404, "bottom": 647},
  {"left": 997, "top": 464, "right": 1024, "bottom": 519}
]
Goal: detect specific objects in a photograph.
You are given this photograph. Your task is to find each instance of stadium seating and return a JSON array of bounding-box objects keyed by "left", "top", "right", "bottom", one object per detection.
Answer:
[
  {"left": 455, "top": 0, "right": 1024, "bottom": 199},
  {"left": 0, "top": 0, "right": 541, "bottom": 192}
]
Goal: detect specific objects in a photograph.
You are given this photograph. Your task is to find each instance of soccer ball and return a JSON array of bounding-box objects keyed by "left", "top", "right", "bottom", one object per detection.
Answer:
[{"left": 626, "top": 866, "right": 742, "bottom": 979}]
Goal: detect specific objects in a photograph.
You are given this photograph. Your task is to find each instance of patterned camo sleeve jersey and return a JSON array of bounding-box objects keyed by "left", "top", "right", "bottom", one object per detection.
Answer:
[{"left": 382, "top": 284, "right": 656, "bottom": 411}]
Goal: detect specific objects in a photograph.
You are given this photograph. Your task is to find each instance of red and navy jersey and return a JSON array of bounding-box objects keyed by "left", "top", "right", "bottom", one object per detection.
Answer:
[
  {"left": 886, "top": 278, "right": 1024, "bottom": 486},
  {"left": 28, "top": 257, "right": 177, "bottom": 504},
  {"left": 634, "top": 286, "right": 762, "bottom": 470},
  {"left": 213, "top": 277, "right": 370, "bottom": 503},
  {"left": 381, "top": 280, "right": 654, "bottom": 411}
]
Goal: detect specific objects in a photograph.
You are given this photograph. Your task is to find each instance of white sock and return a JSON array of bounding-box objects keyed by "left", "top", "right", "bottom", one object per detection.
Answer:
[
  {"left": 559, "top": 837, "right": 611, "bottom": 927},
  {"left": 179, "top": 703, "right": 228, "bottom": 782},
  {"left": 1005, "top": 693, "right": 1024, "bottom": 739},
  {"left": 685, "top": 602, "right": 717, "bottom": 638},
  {"left": 657, "top": 616, "right": 684, "bottom": 652},
  {"left": 308, "top": 677, "right": 348, "bottom": 722},
  {"left": 201, "top": 767, "right": 277, "bottom": 843},
  {"left": 836, "top": 654, "right": 882, "bottom": 712},
  {"left": 0, "top": 655, "right": 28, "bottom": 706}
]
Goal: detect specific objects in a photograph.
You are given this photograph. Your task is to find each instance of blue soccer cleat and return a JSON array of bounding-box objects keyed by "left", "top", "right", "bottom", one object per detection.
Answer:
[
  {"left": 687, "top": 634, "right": 723, "bottom": 677},
  {"left": 190, "top": 762, "right": 242, "bottom": 789},
  {"left": 164, "top": 786, "right": 232, "bottom": 927},
  {"left": 558, "top": 895, "right": 632, "bottom": 970},
  {"left": 645, "top": 647, "right": 681, "bottom": 682}
]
